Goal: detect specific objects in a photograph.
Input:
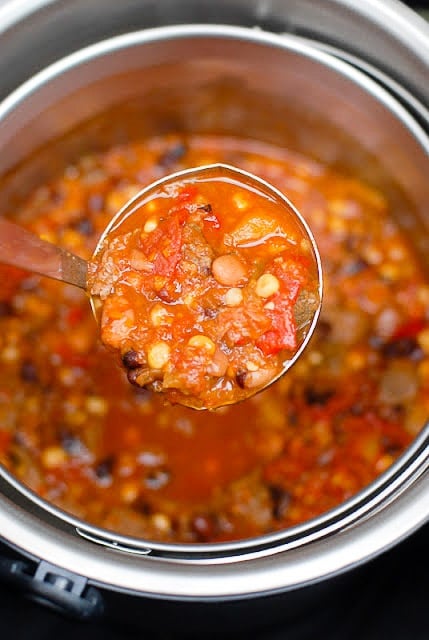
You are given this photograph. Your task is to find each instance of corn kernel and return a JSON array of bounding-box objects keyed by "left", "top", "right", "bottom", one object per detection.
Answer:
[
  {"left": 147, "top": 341, "right": 171, "bottom": 369},
  {"left": 65, "top": 409, "right": 86, "bottom": 426},
  {"left": 183, "top": 294, "right": 195, "bottom": 307},
  {"left": 327, "top": 216, "right": 347, "bottom": 235},
  {"left": 362, "top": 246, "right": 383, "bottom": 265},
  {"left": 224, "top": 287, "right": 243, "bottom": 307},
  {"left": 1, "top": 345, "right": 19, "bottom": 363},
  {"left": 41, "top": 446, "right": 67, "bottom": 469},
  {"left": 188, "top": 335, "right": 216, "bottom": 355},
  {"left": 255, "top": 273, "right": 280, "bottom": 298},
  {"left": 40, "top": 231, "right": 57, "bottom": 244},
  {"left": 145, "top": 200, "right": 158, "bottom": 214},
  {"left": 120, "top": 480, "right": 139, "bottom": 504},
  {"left": 308, "top": 350, "right": 323, "bottom": 366},
  {"left": 379, "top": 262, "right": 401, "bottom": 282},
  {"left": 85, "top": 395, "right": 108, "bottom": 416},
  {"left": 61, "top": 229, "right": 82, "bottom": 250},
  {"left": 151, "top": 513, "right": 171, "bottom": 532},
  {"left": 144, "top": 217, "right": 158, "bottom": 233},
  {"left": 300, "top": 238, "right": 311, "bottom": 254},
  {"left": 417, "top": 359, "right": 429, "bottom": 381},
  {"left": 346, "top": 349, "right": 366, "bottom": 371},
  {"left": 150, "top": 303, "right": 170, "bottom": 327},
  {"left": 153, "top": 276, "right": 167, "bottom": 291},
  {"left": 417, "top": 285, "right": 429, "bottom": 306},
  {"left": 232, "top": 193, "right": 249, "bottom": 210},
  {"left": 245, "top": 361, "right": 259, "bottom": 372},
  {"left": 417, "top": 328, "right": 429, "bottom": 355}
]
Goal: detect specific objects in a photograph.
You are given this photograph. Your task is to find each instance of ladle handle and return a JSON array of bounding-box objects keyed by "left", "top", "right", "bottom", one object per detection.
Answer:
[{"left": 0, "top": 217, "right": 88, "bottom": 289}]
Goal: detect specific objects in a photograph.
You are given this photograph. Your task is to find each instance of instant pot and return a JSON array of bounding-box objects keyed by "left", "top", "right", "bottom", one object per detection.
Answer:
[{"left": 0, "top": 0, "right": 428, "bottom": 633}]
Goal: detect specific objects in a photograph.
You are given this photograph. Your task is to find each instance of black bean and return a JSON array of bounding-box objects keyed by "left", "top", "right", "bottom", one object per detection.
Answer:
[
  {"left": 122, "top": 350, "right": 143, "bottom": 369},
  {"left": 157, "top": 142, "right": 187, "bottom": 168},
  {"left": 350, "top": 402, "right": 364, "bottom": 416},
  {"left": 369, "top": 335, "right": 384, "bottom": 349},
  {"left": 94, "top": 456, "right": 114, "bottom": 482},
  {"left": 304, "top": 387, "right": 334, "bottom": 406},
  {"left": 315, "top": 319, "right": 332, "bottom": 339},
  {"left": 136, "top": 501, "right": 152, "bottom": 516},
  {"left": 287, "top": 410, "right": 298, "bottom": 426},
  {"left": 20, "top": 360, "right": 39, "bottom": 383},
  {"left": 60, "top": 430, "right": 84, "bottom": 456},
  {"left": 19, "top": 277, "right": 38, "bottom": 291},
  {"left": 269, "top": 485, "right": 292, "bottom": 520},
  {"left": 203, "top": 306, "right": 218, "bottom": 319},
  {"left": 127, "top": 367, "right": 154, "bottom": 388},
  {"left": 50, "top": 188, "right": 64, "bottom": 205},
  {"left": 381, "top": 435, "right": 402, "bottom": 456},
  {"left": 341, "top": 257, "right": 369, "bottom": 276},
  {"left": 345, "top": 236, "right": 360, "bottom": 252},
  {"left": 380, "top": 337, "right": 424, "bottom": 361},
  {"left": 144, "top": 468, "right": 171, "bottom": 490},
  {"left": 236, "top": 370, "right": 247, "bottom": 389},
  {"left": 190, "top": 513, "right": 216, "bottom": 541},
  {"left": 126, "top": 368, "right": 142, "bottom": 385},
  {"left": 197, "top": 203, "right": 212, "bottom": 214},
  {"left": 317, "top": 449, "right": 334, "bottom": 466},
  {"left": 0, "top": 301, "right": 13, "bottom": 317},
  {"left": 157, "top": 288, "right": 175, "bottom": 303},
  {"left": 73, "top": 217, "right": 94, "bottom": 236},
  {"left": 87, "top": 193, "right": 105, "bottom": 213},
  {"left": 132, "top": 386, "right": 152, "bottom": 402},
  {"left": 379, "top": 404, "right": 405, "bottom": 421}
]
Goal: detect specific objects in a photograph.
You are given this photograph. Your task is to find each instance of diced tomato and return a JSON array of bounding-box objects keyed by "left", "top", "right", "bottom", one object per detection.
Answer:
[
  {"left": 392, "top": 317, "right": 426, "bottom": 340},
  {"left": 141, "top": 212, "right": 186, "bottom": 278},
  {"left": 0, "top": 430, "right": 11, "bottom": 455},
  {"left": 177, "top": 185, "right": 198, "bottom": 202},
  {"left": 257, "top": 293, "right": 297, "bottom": 355},
  {"left": 66, "top": 306, "right": 85, "bottom": 327},
  {"left": 269, "top": 255, "right": 309, "bottom": 299},
  {"left": 0, "top": 265, "right": 29, "bottom": 299},
  {"left": 55, "top": 342, "right": 90, "bottom": 368}
]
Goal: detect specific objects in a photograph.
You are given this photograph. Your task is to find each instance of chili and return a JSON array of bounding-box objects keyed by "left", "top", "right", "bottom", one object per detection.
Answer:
[{"left": 0, "top": 131, "right": 427, "bottom": 543}]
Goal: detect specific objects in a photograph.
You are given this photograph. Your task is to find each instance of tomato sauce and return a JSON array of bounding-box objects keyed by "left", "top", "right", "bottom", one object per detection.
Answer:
[{"left": 0, "top": 132, "right": 428, "bottom": 543}]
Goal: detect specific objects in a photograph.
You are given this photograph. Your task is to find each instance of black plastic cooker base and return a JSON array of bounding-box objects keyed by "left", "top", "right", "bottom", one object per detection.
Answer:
[{"left": 0, "top": 520, "right": 427, "bottom": 640}]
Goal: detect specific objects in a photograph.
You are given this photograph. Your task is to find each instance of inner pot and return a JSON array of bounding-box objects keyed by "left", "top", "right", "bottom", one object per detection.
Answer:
[{"left": 0, "top": 25, "right": 428, "bottom": 606}]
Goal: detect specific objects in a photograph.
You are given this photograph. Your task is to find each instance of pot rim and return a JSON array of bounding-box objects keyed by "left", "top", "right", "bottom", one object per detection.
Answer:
[{"left": 0, "top": 23, "right": 428, "bottom": 599}]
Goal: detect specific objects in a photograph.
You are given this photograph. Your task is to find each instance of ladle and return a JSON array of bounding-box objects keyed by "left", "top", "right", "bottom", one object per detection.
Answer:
[{"left": 0, "top": 164, "right": 322, "bottom": 409}]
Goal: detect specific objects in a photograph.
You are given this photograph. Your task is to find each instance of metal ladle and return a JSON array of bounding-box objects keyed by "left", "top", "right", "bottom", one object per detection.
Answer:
[{"left": 0, "top": 164, "right": 322, "bottom": 409}]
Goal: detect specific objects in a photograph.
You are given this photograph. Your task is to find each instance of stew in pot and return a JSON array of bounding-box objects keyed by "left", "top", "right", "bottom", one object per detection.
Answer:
[{"left": 0, "top": 130, "right": 428, "bottom": 543}]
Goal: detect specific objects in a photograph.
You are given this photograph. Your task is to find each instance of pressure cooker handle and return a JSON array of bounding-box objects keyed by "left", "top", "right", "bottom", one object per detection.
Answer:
[{"left": 0, "top": 553, "right": 104, "bottom": 620}]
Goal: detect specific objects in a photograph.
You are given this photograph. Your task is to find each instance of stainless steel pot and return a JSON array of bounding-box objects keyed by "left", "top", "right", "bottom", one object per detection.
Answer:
[{"left": 0, "top": 0, "right": 428, "bottom": 631}]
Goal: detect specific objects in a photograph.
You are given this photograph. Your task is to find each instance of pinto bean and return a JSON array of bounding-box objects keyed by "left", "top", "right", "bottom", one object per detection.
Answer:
[
  {"left": 243, "top": 367, "right": 277, "bottom": 389},
  {"left": 211, "top": 254, "right": 248, "bottom": 286}
]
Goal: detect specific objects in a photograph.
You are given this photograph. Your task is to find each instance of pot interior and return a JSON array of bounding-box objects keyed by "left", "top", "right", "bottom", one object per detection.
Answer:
[
  {"left": 1, "top": 31, "right": 428, "bottom": 256},
  {"left": 0, "top": 28, "right": 428, "bottom": 554}
]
